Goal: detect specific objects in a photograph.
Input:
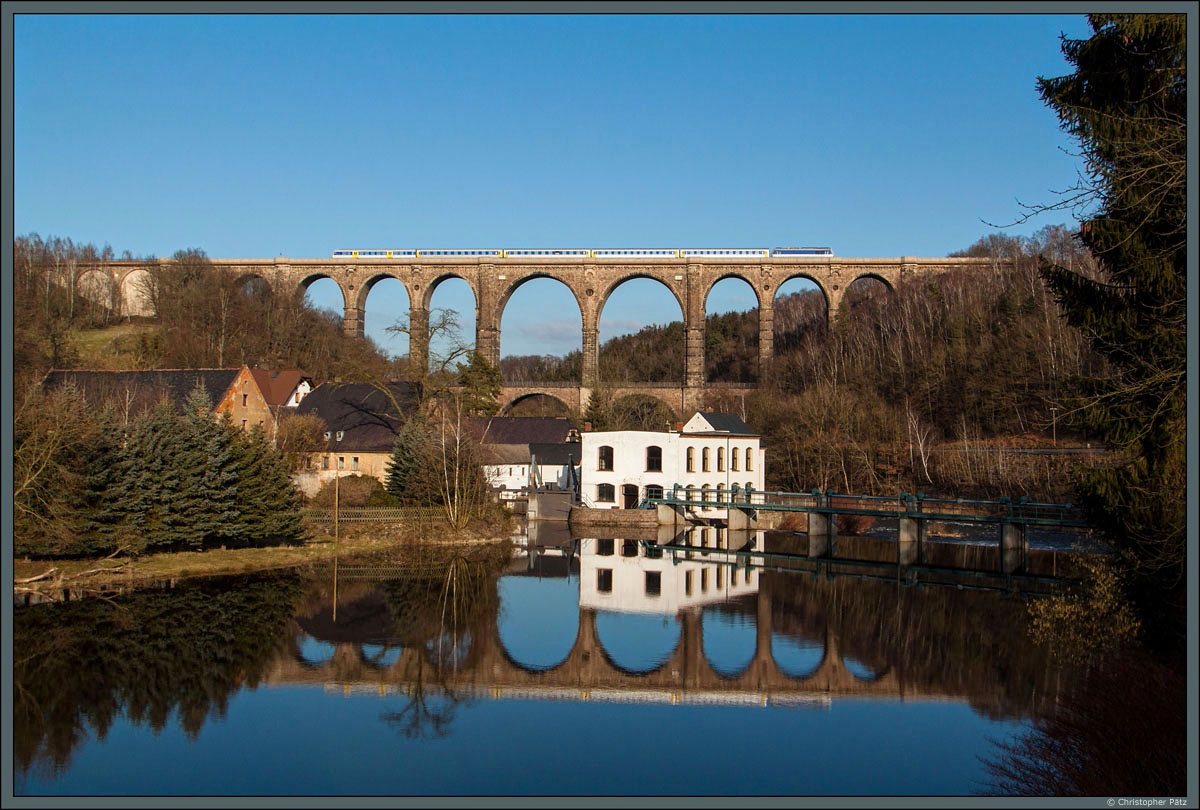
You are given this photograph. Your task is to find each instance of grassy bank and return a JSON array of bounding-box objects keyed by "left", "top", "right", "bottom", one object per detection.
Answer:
[{"left": 13, "top": 521, "right": 510, "bottom": 597}]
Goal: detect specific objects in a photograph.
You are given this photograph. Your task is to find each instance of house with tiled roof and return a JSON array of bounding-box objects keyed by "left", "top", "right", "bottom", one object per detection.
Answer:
[
  {"left": 42, "top": 366, "right": 310, "bottom": 440},
  {"left": 291, "top": 381, "right": 422, "bottom": 496},
  {"left": 41, "top": 368, "right": 244, "bottom": 419},
  {"left": 249, "top": 368, "right": 313, "bottom": 411},
  {"left": 466, "top": 417, "right": 582, "bottom": 504}
]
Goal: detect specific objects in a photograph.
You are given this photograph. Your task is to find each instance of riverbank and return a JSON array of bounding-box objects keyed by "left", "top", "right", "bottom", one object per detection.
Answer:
[{"left": 13, "top": 521, "right": 511, "bottom": 598}]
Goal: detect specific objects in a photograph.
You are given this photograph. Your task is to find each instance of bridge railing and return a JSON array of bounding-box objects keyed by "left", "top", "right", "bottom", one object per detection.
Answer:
[
  {"left": 653, "top": 486, "right": 1089, "bottom": 528},
  {"left": 499, "top": 380, "right": 580, "bottom": 388}
]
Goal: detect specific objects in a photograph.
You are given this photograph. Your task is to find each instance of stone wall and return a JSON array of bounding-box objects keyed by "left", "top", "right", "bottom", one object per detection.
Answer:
[{"left": 568, "top": 507, "right": 659, "bottom": 531}]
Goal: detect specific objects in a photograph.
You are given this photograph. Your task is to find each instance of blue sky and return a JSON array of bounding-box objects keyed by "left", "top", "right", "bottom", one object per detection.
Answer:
[{"left": 14, "top": 12, "right": 1093, "bottom": 360}]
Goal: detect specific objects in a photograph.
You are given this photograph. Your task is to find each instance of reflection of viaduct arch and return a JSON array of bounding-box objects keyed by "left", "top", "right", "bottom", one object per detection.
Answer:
[
  {"left": 78, "top": 255, "right": 998, "bottom": 414},
  {"left": 267, "top": 589, "right": 905, "bottom": 699}
]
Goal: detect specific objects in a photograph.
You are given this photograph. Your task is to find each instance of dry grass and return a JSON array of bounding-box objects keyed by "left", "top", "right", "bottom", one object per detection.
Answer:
[
  {"left": 68, "top": 322, "right": 158, "bottom": 369},
  {"left": 13, "top": 522, "right": 506, "bottom": 595}
]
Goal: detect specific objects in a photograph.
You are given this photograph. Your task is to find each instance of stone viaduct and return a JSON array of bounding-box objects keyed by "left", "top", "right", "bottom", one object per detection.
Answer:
[{"left": 78, "top": 254, "right": 998, "bottom": 416}]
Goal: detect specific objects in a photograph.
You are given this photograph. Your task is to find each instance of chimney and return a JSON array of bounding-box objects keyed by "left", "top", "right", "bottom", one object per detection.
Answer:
[
  {"left": 673, "top": 421, "right": 683, "bottom": 432},
  {"left": 583, "top": 421, "right": 593, "bottom": 431}
]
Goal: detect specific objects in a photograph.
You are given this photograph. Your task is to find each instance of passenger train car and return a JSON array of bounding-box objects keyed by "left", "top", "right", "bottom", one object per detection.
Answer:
[{"left": 330, "top": 247, "right": 834, "bottom": 259}]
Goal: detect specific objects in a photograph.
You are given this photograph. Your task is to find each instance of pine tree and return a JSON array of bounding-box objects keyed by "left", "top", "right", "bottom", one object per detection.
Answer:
[
  {"left": 583, "top": 388, "right": 610, "bottom": 431},
  {"left": 1035, "top": 14, "right": 1186, "bottom": 650},
  {"left": 232, "top": 426, "right": 302, "bottom": 545},
  {"left": 119, "top": 400, "right": 182, "bottom": 550},
  {"left": 385, "top": 417, "right": 425, "bottom": 504},
  {"left": 68, "top": 405, "right": 126, "bottom": 555},
  {"left": 456, "top": 351, "right": 501, "bottom": 416}
]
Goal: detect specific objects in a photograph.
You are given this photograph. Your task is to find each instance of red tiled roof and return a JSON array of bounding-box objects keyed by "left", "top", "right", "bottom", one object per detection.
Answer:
[{"left": 250, "top": 368, "right": 311, "bottom": 407}]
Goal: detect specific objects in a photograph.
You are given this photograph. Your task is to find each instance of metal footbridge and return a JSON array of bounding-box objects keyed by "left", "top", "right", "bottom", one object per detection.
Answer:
[
  {"left": 646, "top": 485, "right": 1093, "bottom": 575},
  {"left": 647, "top": 484, "right": 1090, "bottom": 527}
]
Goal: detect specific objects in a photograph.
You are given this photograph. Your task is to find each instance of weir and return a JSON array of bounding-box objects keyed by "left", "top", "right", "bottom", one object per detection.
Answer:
[{"left": 647, "top": 486, "right": 1091, "bottom": 575}]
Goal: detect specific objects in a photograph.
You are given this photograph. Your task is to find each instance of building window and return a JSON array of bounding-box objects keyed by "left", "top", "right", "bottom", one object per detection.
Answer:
[
  {"left": 242, "top": 394, "right": 248, "bottom": 406},
  {"left": 645, "top": 484, "right": 663, "bottom": 501},
  {"left": 732, "top": 568, "right": 740, "bottom": 587},
  {"left": 716, "top": 485, "right": 725, "bottom": 502},
  {"left": 241, "top": 420, "right": 247, "bottom": 430},
  {"left": 645, "top": 571, "right": 661, "bottom": 597},
  {"left": 322, "top": 456, "right": 329, "bottom": 470},
  {"left": 646, "top": 445, "right": 662, "bottom": 472},
  {"left": 597, "top": 569, "right": 613, "bottom": 593},
  {"left": 746, "top": 448, "right": 753, "bottom": 471},
  {"left": 732, "top": 448, "right": 740, "bottom": 471},
  {"left": 352, "top": 457, "right": 359, "bottom": 471},
  {"left": 716, "top": 567, "right": 724, "bottom": 589},
  {"left": 337, "top": 456, "right": 345, "bottom": 470},
  {"left": 294, "top": 392, "right": 300, "bottom": 403},
  {"left": 701, "top": 569, "right": 709, "bottom": 592},
  {"left": 686, "top": 446, "right": 695, "bottom": 472},
  {"left": 701, "top": 483, "right": 711, "bottom": 503},
  {"left": 598, "top": 445, "right": 613, "bottom": 471},
  {"left": 717, "top": 447, "right": 725, "bottom": 472},
  {"left": 685, "top": 570, "right": 694, "bottom": 596},
  {"left": 597, "top": 483, "right": 615, "bottom": 502},
  {"left": 621, "top": 539, "right": 639, "bottom": 558},
  {"left": 702, "top": 447, "right": 710, "bottom": 472},
  {"left": 597, "top": 538, "right": 614, "bottom": 556}
]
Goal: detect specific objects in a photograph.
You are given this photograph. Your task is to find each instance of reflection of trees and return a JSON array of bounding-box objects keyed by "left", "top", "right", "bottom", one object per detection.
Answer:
[
  {"left": 979, "top": 652, "right": 1185, "bottom": 796},
  {"left": 13, "top": 573, "right": 303, "bottom": 778},
  {"left": 377, "top": 543, "right": 511, "bottom": 740},
  {"left": 763, "top": 571, "right": 1076, "bottom": 720}
]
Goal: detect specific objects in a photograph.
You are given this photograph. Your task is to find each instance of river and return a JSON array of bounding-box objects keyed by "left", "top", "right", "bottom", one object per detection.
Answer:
[{"left": 12, "top": 524, "right": 1087, "bottom": 797}]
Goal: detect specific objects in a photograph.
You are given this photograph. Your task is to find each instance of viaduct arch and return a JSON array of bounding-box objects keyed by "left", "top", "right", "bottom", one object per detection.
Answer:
[{"left": 74, "top": 254, "right": 997, "bottom": 414}]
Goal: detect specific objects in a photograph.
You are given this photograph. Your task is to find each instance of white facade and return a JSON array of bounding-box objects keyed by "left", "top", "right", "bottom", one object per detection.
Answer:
[
  {"left": 579, "top": 413, "right": 765, "bottom": 510},
  {"left": 283, "top": 379, "right": 313, "bottom": 408},
  {"left": 483, "top": 460, "right": 578, "bottom": 502},
  {"left": 577, "top": 531, "right": 761, "bottom": 614}
]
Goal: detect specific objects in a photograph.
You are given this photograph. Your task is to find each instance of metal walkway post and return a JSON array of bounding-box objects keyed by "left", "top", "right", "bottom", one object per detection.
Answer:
[{"left": 808, "top": 488, "right": 836, "bottom": 558}]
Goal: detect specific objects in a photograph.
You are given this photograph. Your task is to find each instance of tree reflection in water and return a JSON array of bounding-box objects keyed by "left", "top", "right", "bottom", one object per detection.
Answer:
[
  {"left": 377, "top": 543, "right": 511, "bottom": 740},
  {"left": 978, "top": 651, "right": 1186, "bottom": 797},
  {"left": 13, "top": 573, "right": 304, "bottom": 779}
]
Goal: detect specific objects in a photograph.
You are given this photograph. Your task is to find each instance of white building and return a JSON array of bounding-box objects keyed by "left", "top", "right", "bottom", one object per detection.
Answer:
[
  {"left": 482, "top": 442, "right": 582, "bottom": 503},
  {"left": 580, "top": 412, "right": 765, "bottom": 510},
  {"left": 577, "top": 529, "right": 762, "bottom": 614}
]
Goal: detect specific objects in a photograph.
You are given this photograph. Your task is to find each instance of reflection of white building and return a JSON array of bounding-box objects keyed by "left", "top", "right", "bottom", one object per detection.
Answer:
[
  {"left": 578, "top": 527, "right": 762, "bottom": 614},
  {"left": 580, "top": 412, "right": 765, "bottom": 510}
]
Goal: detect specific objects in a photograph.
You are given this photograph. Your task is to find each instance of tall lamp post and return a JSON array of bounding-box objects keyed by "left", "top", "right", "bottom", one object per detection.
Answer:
[
  {"left": 325, "top": 429, "right": 343, "bottom": 623},
  {"left": 325, "top": 430, "right": 344, "bottom": 543}
]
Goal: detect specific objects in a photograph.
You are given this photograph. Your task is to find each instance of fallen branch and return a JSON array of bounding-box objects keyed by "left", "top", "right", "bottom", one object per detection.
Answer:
[{"left": 14, "top": 568, "right": 58, "bottom": 584}]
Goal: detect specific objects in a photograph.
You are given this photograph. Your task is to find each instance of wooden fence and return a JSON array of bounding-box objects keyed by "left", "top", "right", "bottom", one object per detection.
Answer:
[{"left": 301, "top": 506, "right": 446, "bottom": 523}]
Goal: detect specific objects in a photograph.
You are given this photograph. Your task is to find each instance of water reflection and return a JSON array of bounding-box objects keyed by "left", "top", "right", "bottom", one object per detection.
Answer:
[{"left": 14, "top": 527, "right": 1094, "bottom": 795}]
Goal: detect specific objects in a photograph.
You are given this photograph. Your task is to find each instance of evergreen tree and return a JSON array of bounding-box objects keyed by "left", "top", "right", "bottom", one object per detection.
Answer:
[
  {"left": 231, "top": 426, "right": 303, "bottom": 546},
  {"left": 68, "top": 405, "right": 126, "bottom": 555},
  {"left": 385, "top": 417, "right": 425, "bottom": 504},
  {"left": 456, "top": 351, "right": 501, "bottom": 416},
  {"left": 583, "top": 388, "right": 610, "bottom": 431},
  {"left": 1035, "top": 14, "right": 1186, "bottom": 651},
  {"left": 186, "top": 392, "right": 250, "bottom": 547},
  {"left": 118, "top": 400, "right": 183, "bottom": 550}
]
